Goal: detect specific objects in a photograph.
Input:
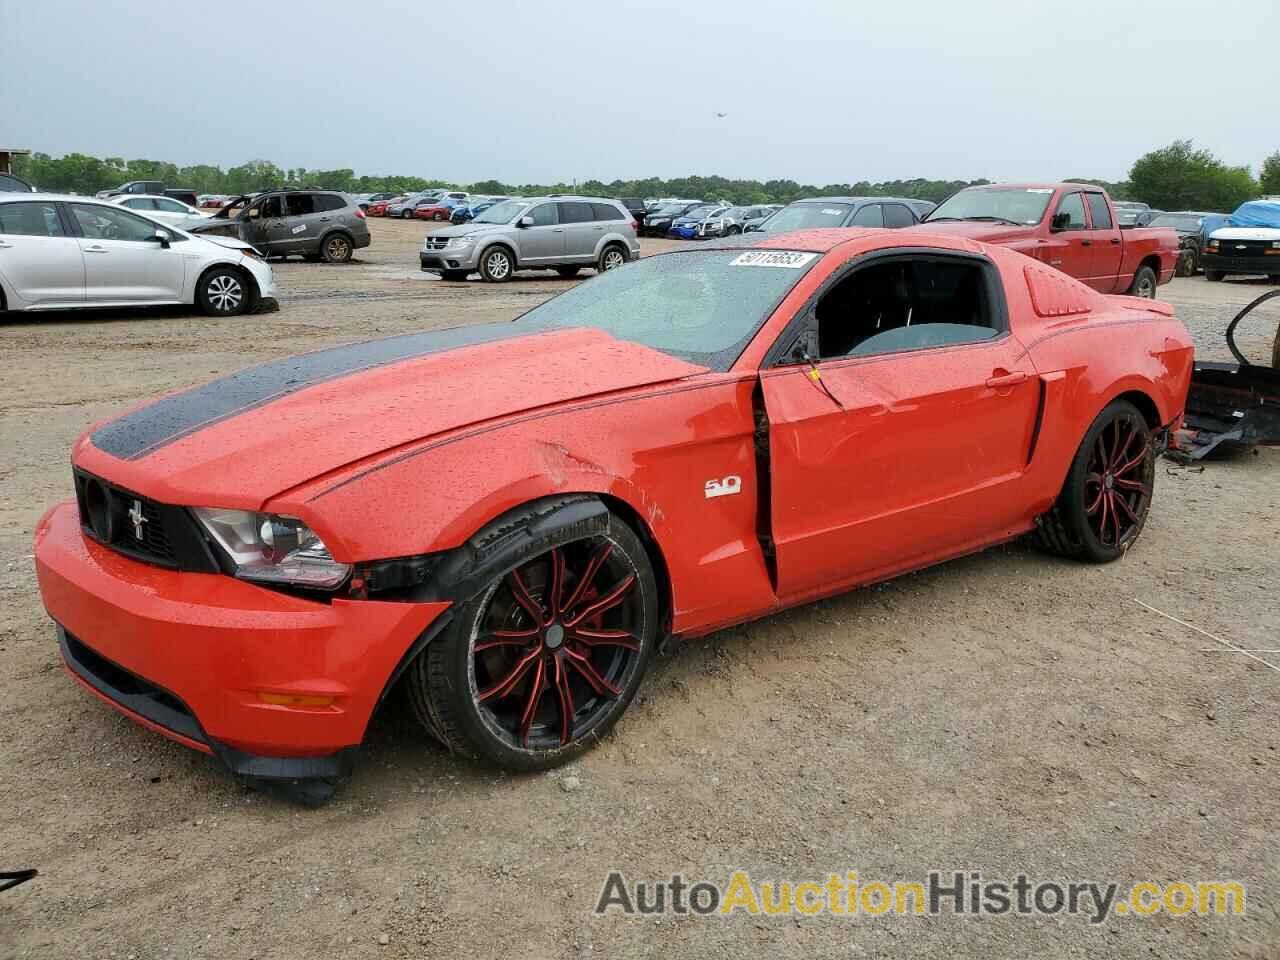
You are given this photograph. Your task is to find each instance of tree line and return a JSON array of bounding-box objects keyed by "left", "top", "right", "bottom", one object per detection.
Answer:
[{"left": 14, "top": 142, "right": 1280, "bottom": 212}]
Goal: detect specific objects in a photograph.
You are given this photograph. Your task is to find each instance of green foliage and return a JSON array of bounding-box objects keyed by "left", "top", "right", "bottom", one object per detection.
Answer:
[
  {"left": 1127, "top": 140, "right": 1257, "bottom": 212},
  {"left": 9, "top": 151, "right": 989, "bottom": 204},
  {"left": 1260, "top": 151, "right": 1280, "bottom": 196},
  {"left": 1063, "top": 176, "right": 1133, "bottom": 200}
]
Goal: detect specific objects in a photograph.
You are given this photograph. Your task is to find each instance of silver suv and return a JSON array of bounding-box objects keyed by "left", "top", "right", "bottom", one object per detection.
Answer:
[{"left": 419, "top": 196, "right": 640, "bottom": 282}]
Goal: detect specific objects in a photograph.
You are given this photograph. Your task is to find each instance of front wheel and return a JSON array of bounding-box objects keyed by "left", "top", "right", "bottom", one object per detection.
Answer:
[
  {"left": 1035, "top": 399, "right": 1155, "bottom": 563},
  {"left": 1205, "top": 269, "right": 1224, "bottom": 282},
  {"left": 197, "top": 267, "right": 249, "bottom": 316},
  {"left": 1128, "top": 264, "right": 1158, "bottom": 298},
  {"left": 598, "top": 244, "right": 627, "bottom": 273},
  {"left": 401, "top": 210, "right": 413, "bottom": 220},
  {"left": 479, "top": 246, "right": 514, "bottom": 282},
  {"left": 406, "top": 506, "right": 659, "bottom": 770},
  {"left": 434, "top": 211, "right": 446, "bottom": 221}
]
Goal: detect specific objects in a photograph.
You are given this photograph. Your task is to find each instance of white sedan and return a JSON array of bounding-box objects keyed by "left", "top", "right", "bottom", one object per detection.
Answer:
[
  {"left": 110, "top": 193, "right": 209, "bottom": 228},
  {"left": 0, "top": 194, "right": 277, "bottom": 317}
]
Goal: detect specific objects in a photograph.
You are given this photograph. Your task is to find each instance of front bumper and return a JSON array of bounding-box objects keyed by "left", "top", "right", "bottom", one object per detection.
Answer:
[
  {"left": 1201, "top": 252, "right": 1280, "bottom": 275},
  {"left": 34, "top": 501, "right": 448, "bottom": 776},
  {"left": 420, "top": 243, "right": 481, "bottom": 272},
  {"left": 668, "top": 226, "right": 699, "bottom": 240}
]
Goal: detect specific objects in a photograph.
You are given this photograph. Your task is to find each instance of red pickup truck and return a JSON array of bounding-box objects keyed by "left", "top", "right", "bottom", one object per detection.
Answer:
[{"left": 915, "top": 183, "right": 1180, "bottom": 297}]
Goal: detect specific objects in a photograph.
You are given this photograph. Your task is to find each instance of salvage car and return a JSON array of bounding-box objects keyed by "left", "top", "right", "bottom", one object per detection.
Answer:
[
  {"left": 919, "top": 184, "right": 1179, "bottom": 297},
  {"left": 751, "top": 196, "right": 923, "bottom": 233},
  {"left": 420, "top": 196, "right": 638, "bottom": 282},
  {"left": 668, "top": 204, "right": 729, "bottom": 239},
  {"left": 1148, "top": 211, "right": 1221, "bottom": 276},
  {"left": 0, "top": 194, "right": 275, "bottom": 316},
  {"left": 110, "top": 194, "right": 209, "bottom": 227},
  {"left": 1202, "top": 199, "right": 1280, "bottom": 282},
  {"left": 640, "top": 201, "right": 705, "bottom": 237},
  {"left": 34, "top": 227, "right": 1192, "bottom": 803},
  {"left": 189, "top": 189, "right": 371, "bottom": 262}
]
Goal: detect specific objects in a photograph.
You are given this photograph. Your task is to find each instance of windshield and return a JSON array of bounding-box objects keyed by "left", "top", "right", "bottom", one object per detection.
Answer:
[
  {"left": 680, "top": 206, "right": 718, "bottom": 220},
  {"left": 513, "top": 249, "right": 818, "bottom": 370},
  {"left": 758, "top": 203, "right": 852, "bottom": 233},
  {"left": 925, "top": 188, "right": 1053, "bottom": 226},
  {"left": 1150, "top": 213, "right": 1203, "bottom": 231},
  {"left": 473, "top": 200, "right": 529, "bottom": 224},
  {"left": 652, "top": 205, "right": 687, "bottom": 216}
]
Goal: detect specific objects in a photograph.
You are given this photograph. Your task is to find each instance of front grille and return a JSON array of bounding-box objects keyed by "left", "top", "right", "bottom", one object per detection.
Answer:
[
  {"left": 73, "top": 469, "right": 220, "bottom": 573},
  {"left": 423, "top": 236, "right": 448, "bottom": 250},
  {"left": 1218, "top": 240, "right": 1272, "bottom": 257}
]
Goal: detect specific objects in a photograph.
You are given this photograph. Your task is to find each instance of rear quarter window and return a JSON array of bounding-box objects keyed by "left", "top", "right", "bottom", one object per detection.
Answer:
[
  {"left": 591, "top": 202, "right": 625, "bottom": 221},
  {"left": 314, "top": 194, "right": 347, "bottom": 212}
]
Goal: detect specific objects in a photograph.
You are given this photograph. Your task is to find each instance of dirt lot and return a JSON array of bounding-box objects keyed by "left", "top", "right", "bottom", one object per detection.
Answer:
[{"left": 1, "top": 218, "right": 1277, "bottom": 959}]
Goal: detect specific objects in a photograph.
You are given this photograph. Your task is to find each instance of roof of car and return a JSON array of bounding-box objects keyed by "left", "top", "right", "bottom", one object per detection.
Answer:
[{"left": 788, "top": 196, "right": 923, "bottom": 206}]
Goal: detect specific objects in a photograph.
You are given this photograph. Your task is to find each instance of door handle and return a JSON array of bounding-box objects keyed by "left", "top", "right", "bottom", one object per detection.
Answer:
[
  {"left": 0, "top": 240, "right": 11, "bottom": 248},
  {"left": 986, "top": 371, "right": 1027, "bottom": 388},
  {"left": 553, "top": 228, "right": 564, "bottom": 233},
  {"left": 318, "top": 216, "right": 330, "bottom": 222},
  {"left": 1110, "top": 238, "right": 1121, "bottom": 245},
  {"left": 83, "top": 245, "right": 108, "bottom": 253},
  {"left": 1080, "top": 239, "right": 1092, "bottom": 246}
]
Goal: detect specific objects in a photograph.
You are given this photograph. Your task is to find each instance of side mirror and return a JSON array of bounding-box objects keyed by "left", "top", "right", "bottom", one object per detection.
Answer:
[
  {"left": 1050, "top": 212, "right": 1072, "bottom": 231},
  {"left": 150, "top": 230, "right": 172, "bottom": 248},
  {"left": 744, "top": 223, "right": 759, "bottom": 232},
  {"left": 518, "top": 216, "right": 534, "bottom": 227}
]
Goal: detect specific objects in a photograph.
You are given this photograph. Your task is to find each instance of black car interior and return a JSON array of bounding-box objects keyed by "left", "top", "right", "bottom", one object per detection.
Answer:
[{"left": 814, "top": 257, "right": 999, "bottom": 359}]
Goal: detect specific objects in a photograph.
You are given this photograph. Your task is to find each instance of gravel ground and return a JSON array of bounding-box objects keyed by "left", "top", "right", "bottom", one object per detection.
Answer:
[{"left": 1, "top": 219, "right": 1277, "bottom": 959}]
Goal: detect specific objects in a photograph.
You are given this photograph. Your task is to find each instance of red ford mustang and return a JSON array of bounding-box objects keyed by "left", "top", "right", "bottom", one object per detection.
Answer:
[{"left": 34, "top": 229, "right": 1194, "bottom": 803}]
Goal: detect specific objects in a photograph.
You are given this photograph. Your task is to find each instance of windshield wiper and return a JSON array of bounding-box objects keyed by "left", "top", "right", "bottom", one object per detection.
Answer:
[
  {"left": 923, "top": 216, "right": 960, "bottom": 222},
  {"left": 963, "top": 216, "right": 1021, "bottom": 225}
]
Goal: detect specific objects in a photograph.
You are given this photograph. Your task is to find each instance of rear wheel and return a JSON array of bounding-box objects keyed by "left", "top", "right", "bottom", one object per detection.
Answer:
[
  {"left": 598, "top": 244, "right": 627, "bottom": 273},
  {"left": 321, "top": 233, "right": 353, "bottom": 263},
  {"left": 1035, "top": 400, "right": 1155, "bottom": 563},
  {"left": 1128, "top": 264, "right": 1158, "bottom": 298},
  {"left": 401, "top": 209, "right": 413, "bottom": 220},
  {"left": 433, "top": 211, "right": 446, "bottom": 221},
  {"left": 196, "top": 267, "right": 249, "bottom": 317},
  {"left": 1175, "top": 251, "right": 1196, "bottom": 277},
  {"left": 1205, "top": 269, "right": 1224, "bottom": 282},
  {"left": 555, "top": 266, "right": 581, "bottom": 278},
  {"left": 406, "top": 505, "right": 658, "bottom": 770},
  {"left": 479, "top": 246, "right": 514, "bottom": 283}
]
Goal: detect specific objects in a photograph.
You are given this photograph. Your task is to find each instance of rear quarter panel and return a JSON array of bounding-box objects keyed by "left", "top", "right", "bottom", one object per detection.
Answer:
[
  {"left": 1007, "top": 255, "right": 1194, "bottom": 514},
  {"left": 1120, "top": 227, "right": 1181, "bottom": 285}
]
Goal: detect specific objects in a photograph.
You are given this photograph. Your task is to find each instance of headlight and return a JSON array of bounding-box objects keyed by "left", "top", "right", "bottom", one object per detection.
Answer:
[
  {"left": 192, "top": 508, "right": 351, "bottom": 590},
  {"left": 446, "top": 236, "right": 475, "bottom": 248}
]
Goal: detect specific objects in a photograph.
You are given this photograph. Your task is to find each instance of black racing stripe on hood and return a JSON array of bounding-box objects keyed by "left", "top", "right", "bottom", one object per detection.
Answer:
[{"left": 92, "top": 322, "right": 539, "bottom": 460}]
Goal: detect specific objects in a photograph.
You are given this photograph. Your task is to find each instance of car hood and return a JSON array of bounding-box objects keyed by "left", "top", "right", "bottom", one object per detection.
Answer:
[
  {"left": 75, "top": 324, "right": 707, "bottom": 509},
  {"left": 913, "top": 220, "right": 1032, "bottom": 242},
  {"left": 1210, "top": 226, "right": 1280, "bottom": 241},
  {"left": 427, "top": 222, "right": 516, "bottom": 240},
  {"left": 195, "top": 233, "right": 256, "bottom": 253}
]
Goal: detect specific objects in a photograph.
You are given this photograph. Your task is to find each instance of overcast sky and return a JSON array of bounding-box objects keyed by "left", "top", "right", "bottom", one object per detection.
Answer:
[{"left": 3, "top": 0, "right": 1276, "bottom": 185}]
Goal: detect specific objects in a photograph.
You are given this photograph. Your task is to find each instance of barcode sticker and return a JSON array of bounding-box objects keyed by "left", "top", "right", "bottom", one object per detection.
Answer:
[{"left": 729, "top": 250, "right": 818, "bottom": 269}]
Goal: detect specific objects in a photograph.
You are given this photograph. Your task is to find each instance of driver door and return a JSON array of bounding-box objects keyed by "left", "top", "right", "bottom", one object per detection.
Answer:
[
  {"left": 761, "top": 251, "right": 1041, "bottom": 600},
  {"left": 1044, "top": 191, "right": 1093, "bottom": 286},
  {"left": 239, "top": 195, "right": 280, "bottom": 252},
  {"left": 67, "top": 203, "right": 186, "bottom": 302},
  {"left": 515, "top": 202, "right": 565, "bottom": 265}
]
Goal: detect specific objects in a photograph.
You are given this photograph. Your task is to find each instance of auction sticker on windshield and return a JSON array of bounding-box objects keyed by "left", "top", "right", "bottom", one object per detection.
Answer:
[{"left": 730, "top": 251, "right": 818, "bottom": 269}]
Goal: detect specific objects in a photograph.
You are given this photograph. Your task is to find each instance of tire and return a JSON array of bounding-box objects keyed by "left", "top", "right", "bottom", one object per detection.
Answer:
[
  {"left": 479, "top": 246, "right": 515, "bottom": 283},
  {"left": 401, "top": 210, "right": 413, "bottom": 220},
  {"left": 440, "top": 269, "right": 470, "bottom": 282},
  {"left": 1273, "top": 327, "right": 1280, "bottom": 370},
  {"left": 1205, "top": 269, "right": 1224, "bottom": 282},
  {"left": 405, "top": 501, "right": 659, "bottom": 770},
  {"left": 1128, "top": 264, "right": 1158, "bottom": 298},
  {"left": 434, "top": 212, "right": 446, "bottom": 221},
  {"left": 1035, "top": 399, "right": 1155, "bottom": 563},
  {"left": 727, "top": 225, "right": 742, "bottom": 235},
  {"left": 196, "top": 267, "right": 250, "bottom": 317},
  {"left": 555, "top": 266, "right": 581, "bottom": 278},
  {"left": 597, "top": 244, "right": 627, "bottom": 273},
  {"left": 321, "top": 233, "right": 353, "bottom": 263},
  {"left": 1175, "top": 251, "right": 1195, "bottom": 278}
]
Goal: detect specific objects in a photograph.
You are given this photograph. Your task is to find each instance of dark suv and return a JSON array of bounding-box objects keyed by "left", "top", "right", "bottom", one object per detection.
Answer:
[{"left": 189, "top": 189, "right": 371, "bottom": 262}]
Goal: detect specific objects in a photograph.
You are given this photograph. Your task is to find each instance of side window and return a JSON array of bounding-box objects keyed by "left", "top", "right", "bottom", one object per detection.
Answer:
[
  {"left": 528, "top": 203, "right": 558, "bottom": 226},
  {"left": 0, "top": 201, "right": 67, "bottom": 237},
  {"left": 882, "top": 203, "right": 915, "bottom": 228},
  {"left": 285, "top": 194, "right": 317, "bottom": 216},
  {"left": 558, "top": 201, "right": 593, "bottom": 224},
  {"left": 813, "top": 258, "right": 999, "bottom": 359},
  {"left": 154, "top": 198, "right": 185, "bottom": 212},
  {"left": 591, "top": 202, "right": 623, "bottom": 221},
  {"left": 123, "top": 197, "right": 152, "bottom": 210},
  {"left": 850, "top": 204, "right": 883, "bottom": 227},
  {"left": 251, "top": 196, "right": 283, "bottom": 219},
  {"left": 314, "top": 194, "right": 347, "bottom": 212},
  {"left": 69, "top": 203, "right": 162, "bottom": 242},
  {"left": 1054, "top": 192, "right": 1087, "bottom": 230},
  {"left": 1085, "top": 193, "right": 1113, "bottom": 230}
]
